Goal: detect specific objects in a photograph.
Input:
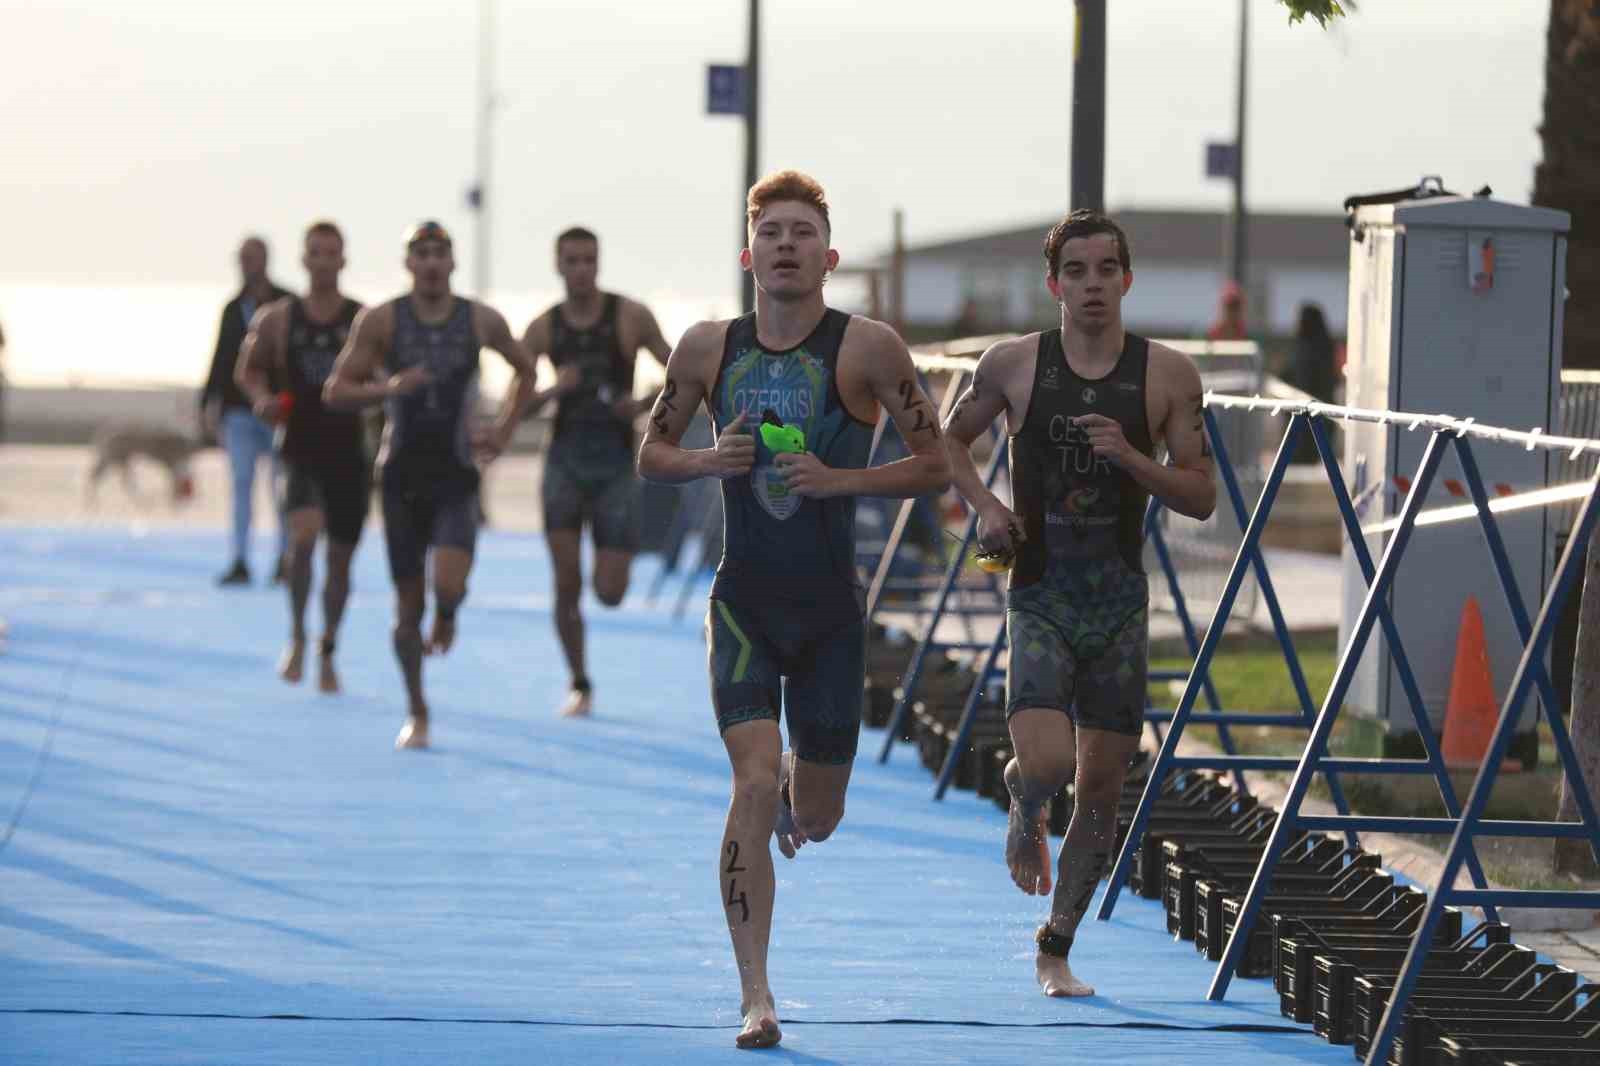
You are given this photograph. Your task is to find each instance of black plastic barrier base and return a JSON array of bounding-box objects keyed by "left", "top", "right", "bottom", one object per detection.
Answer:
[{"left": 857, "top": 633, "right": 1596, "bottom": 1066}]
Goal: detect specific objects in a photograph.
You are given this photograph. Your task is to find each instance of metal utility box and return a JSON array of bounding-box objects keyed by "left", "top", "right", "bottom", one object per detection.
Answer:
[{"left": 1340, "top": 190, "right": 1569, "bottom": 752}]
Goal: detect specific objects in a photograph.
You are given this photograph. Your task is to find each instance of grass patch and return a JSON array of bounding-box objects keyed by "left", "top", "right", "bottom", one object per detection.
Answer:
[
  {"left": 1149, "top": 627, "right": 1594, "bottom": 889},
  {"left": 1149, "top": 629, "right": 1342, "bottom": 756}
]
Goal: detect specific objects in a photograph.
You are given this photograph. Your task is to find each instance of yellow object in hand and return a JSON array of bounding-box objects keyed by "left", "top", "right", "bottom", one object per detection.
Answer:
[{"left": 972, "top": 546, "right": 1015, "bottom": 573}]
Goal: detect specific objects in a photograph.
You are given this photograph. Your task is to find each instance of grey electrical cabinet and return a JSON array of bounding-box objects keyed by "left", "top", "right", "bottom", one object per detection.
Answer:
[{"left": 1339, "top": 191, "right": 1569, "bottom": 757}]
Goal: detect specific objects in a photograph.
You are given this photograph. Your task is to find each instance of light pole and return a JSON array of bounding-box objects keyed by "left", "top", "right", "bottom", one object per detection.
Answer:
[
  {"left": 1228, "top": 0, "right": 1249, "bottom": 288},
  {"left": 741, "top": 0, "right": 761, "bottom": 314},
  {"left": 1070, "top": 0, "right": 1106, "bottom": 212},
  {"left": 470, "top": 0, "right": 496, "bottom": 299}
]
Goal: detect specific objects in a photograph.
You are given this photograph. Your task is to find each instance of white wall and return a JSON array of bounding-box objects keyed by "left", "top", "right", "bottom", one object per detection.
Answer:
[
  {"left": 1121, "top": 267, "right": 1230, "bottom": 333},
  {"left": 901, "top": 260, "right": 967, "bottom": 324}
]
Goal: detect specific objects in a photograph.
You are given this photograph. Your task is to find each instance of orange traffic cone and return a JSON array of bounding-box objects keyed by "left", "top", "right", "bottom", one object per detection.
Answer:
[{"left": 1440, "top": 596, "right": 1520, "bottom": 772}]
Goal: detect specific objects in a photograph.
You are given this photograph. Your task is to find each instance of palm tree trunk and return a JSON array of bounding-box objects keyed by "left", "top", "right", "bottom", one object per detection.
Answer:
[
  {"left": 1533, "top": 1, "right": 1600, "bottom": 372},
  {"left": 1538, "top": 0, "right": 1600, "bottom": 878},
  {"left": 1555, "top": 525, "right": 1600, "bottom": 876}
]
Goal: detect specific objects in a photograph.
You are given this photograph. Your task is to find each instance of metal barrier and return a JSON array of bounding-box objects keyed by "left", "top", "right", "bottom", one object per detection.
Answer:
[{"left": 1092, "top": 390, "right": 1600, "bottom": 1066}]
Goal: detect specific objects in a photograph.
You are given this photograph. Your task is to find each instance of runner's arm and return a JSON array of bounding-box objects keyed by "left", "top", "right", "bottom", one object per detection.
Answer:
[
  {"left": 518, "top": 313, "right": 575, "bottom": 418},
  {"left": 637, "top": 321, "right": 745, "bottom": 485},
  {"left": 324, "top": 305, "right": 413, "bottom": 410},
  {"left": 476, "top": 305, "right": 537, "bottom": 451},
  {"left": 940, "top": 340, "right": 1018, "bottom": 521},
  {"left": 627, "top": 300, "right": 675, "bottom": 418},
  {"left": 1077, "top": 346, "right": 1215, "bottom": 520},
  {"left": 234, "top": 302, "right": 285, "bottom": 417}
]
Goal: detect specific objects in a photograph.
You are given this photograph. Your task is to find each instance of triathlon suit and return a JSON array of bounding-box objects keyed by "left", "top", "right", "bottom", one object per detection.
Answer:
[
  {"left": 279, "top": 297, "right": 369, "bottom": 544},
  {"left": 1005, "top": 330, "right": 1154, "bottom": 737},
  {"left": 704, "top": 309, "right": 875, "bottom": 765},
  {"left": 377, "top": 296, "right": 482, "bottom": 582},
  {"left": 540, "top": 294, "right": 639, "bottom": 551}
]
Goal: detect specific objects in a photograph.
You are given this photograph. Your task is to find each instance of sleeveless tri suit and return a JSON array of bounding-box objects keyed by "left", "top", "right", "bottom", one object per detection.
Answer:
[
  {"left": 540, "top": 294, "right": 640, "bottom": 551},
  {"left": 376, "top": 296, "right": 483, "bottom": 581},
  {"left": 1004, "top": 329, "right": 1155, "bottom": 736},
  {"left": 703, "top": 309, "right": 875, "bottom": 765},
  {"left": 278, "top": 296, "right": 368, "bottom": 543}
]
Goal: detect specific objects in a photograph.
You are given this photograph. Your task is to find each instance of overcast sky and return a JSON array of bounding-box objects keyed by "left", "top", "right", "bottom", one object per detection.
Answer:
[{"left": 1, "top": 0, "right": 1550, "bottom": 316}]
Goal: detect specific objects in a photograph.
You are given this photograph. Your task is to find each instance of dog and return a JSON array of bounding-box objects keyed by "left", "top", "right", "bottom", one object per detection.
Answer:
[{"left": 86, "top": 422, "right": 199, "bottom": 507}]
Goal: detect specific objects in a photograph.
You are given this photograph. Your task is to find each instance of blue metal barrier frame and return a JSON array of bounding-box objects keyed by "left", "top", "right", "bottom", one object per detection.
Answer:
[
  {"left": 1100, "top": 414, "right": 1504, "bottom": 922},
  {"left": 877, "top": 440, "right": 1009, "bottom": 764},
  {"left": 1303, "top": 417, "right": 1499, "bottom": 911},
  {"left": 1096, "top": 411, "right": 1365, "bottom": 919},
  {"left": 646, "top": 479, "right": 702, "bottom": 605},
  {"left": 1200, "top": 424, "right": 1597, "bottom": 1012},
  {"left": 929, "top": 495, "right": 1244, "bottom": 799},
  {"left": 670, "top": 494, "right": 724, "bottom": 621},
  {"left": 1362, "top": 465, "right": 1600, "bottom": 1066},
  {"left": 1183, "top": 422, "right": 1501, "bottom": 999},
  {"left": 1104, "top": 405, "right": 1600, "bottom": 1066}
]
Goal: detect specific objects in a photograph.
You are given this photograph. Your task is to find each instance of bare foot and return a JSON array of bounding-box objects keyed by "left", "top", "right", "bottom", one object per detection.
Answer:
[
  {"left": 774, "top": 751, "right": 807, "bottom": 859},
  {"left": 735, "top": 995, "right": 781, "bottom": 1049},
  {"left": 557, "top": 687, "right": 592, "bottom": 718},
  {"left": 316, "top": 653, "right": 340, "bottom": 695},
  {"left": 1004, "top": 759, "right": 1053, "bottom": 895},
  {"left": 394, "top": 713, "right": 430, "bottom": 750},
  {"left": 1037, "top": 953, "right": 1095, "bottom": 997},
  {"left": 278, "top": 639, "right": 306, "bottom": 684},
  {"left": 426, "top": 616, "right": 456, "bottom": 656}
]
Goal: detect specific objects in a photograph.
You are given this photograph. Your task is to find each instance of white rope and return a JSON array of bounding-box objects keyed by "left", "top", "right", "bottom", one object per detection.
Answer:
[
  {"left": 907, "top": 340, "right": 1598, "bottom": 457},
  {"left": 1203, "top": 391, "right": 1600, "bottom": 459}
]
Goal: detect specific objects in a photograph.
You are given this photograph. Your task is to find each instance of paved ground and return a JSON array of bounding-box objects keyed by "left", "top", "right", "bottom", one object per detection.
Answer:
[
  {"left": 4, "top": 440, "right": 1592, "bottom": 967},
  {"left": 1, "top": 524, "right": 1357, "bottom": 1065}
]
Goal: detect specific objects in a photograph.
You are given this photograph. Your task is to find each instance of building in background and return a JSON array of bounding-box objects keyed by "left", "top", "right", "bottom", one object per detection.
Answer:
[{"left": 872, "top": 208, "right": 1348, "bottom": 343}]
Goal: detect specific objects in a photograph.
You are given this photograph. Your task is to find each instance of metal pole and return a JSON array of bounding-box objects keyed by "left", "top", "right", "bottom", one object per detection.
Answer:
[
  {"left": 1070, "top": 0, "right": 1106, "bottom": 211},
  {"left": 1364, "top": 475, "right": 1600, "bottom": 1066},
  {"left": 741, "top": 0, "right": 761, "bottom": 314},
  {"left": 1097, "top": 413, "right": 1303, "bottom": 921},
  {"left": 1228, "top": 0, "right": 1248, "bottom": 287},
  {"left": 473, "top": 0, "right": 495, "bottom": 299},
  {"left": 1207, "top": 429, "right": 1451, "bottom": 1001}
]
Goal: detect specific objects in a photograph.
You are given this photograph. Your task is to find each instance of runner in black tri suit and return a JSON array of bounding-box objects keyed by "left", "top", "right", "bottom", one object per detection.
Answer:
[
  {"left": 236, "top": 220, "right": 367, "bottom": 694},
  {"left": 325, "top": 220, "right": 549, "bottom": 751},
  {"left": 942, "top": 210, "right": 1216, "bottom": 999},
  {"left": 638, "top": 171, "right": 948, "bottom": 1050},
  {"left": 522, "top": 227, "right": 672, "bottom": 718}
]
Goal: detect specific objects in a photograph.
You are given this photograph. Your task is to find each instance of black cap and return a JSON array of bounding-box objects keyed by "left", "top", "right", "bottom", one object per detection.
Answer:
[{"left": 404, "top": 220, "right": 453, "bottom": 250}]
